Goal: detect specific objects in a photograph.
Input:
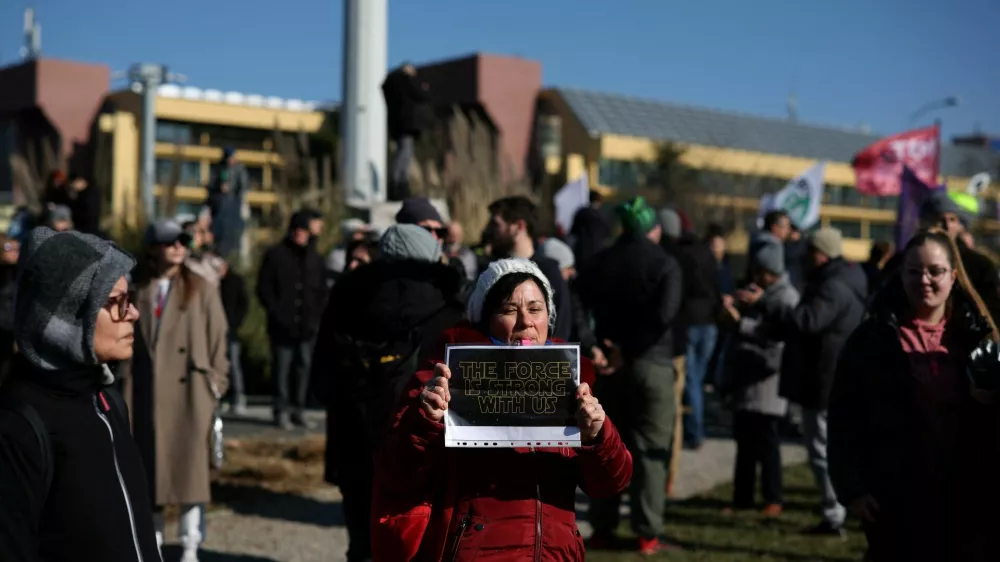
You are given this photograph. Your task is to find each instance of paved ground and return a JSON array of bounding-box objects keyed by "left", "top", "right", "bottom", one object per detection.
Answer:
[{"left": 160, "top": 401, "right": 807, "bottom": 561}]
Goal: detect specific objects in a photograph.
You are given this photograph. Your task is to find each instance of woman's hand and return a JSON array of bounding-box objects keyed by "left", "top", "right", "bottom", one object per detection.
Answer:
[
  {"left": 849, "top": 494, "right": 879, "bottom": 523},
  {"left": 420, "top": 363, "right": 451, "bottom": 422},
  {"left": 576, "top": 383, "right": 605, "bottom": 443}
]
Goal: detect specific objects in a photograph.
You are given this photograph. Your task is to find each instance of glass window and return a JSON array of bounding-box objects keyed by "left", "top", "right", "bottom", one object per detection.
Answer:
[
  {"left": 841, "top": 186, "right": 863, "bottom": 207},
  {"left": 869, "top": 223, "right": 894, "bottom": 242},
  {"left": 829, "top": 220, "right": 862, "bottom": 239},
  {"left": 155, "top": 159, "right": 201, "bottom": 185},
  {"left": 874, "top": 195, "right": 899, "bottom": 210},
  {"left": 822, "top": 185, "right": 837, "bottom": 205},
  {"left": 245, "top": 166, "right": 264, "bottom": 189},
  {"left": 191, "top": 123, "right": 271, "bottom": 151},
  {"left": 155, "top": 120, "right": 193, "bottom": 144}
]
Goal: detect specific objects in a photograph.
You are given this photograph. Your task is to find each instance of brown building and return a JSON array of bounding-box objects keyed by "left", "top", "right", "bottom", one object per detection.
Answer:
[
  {"left": 0, "top": 58, "right": 110, "bottom": 205},
  {"left": 416, "top": 53, "right": 542, "bottom": 181}
]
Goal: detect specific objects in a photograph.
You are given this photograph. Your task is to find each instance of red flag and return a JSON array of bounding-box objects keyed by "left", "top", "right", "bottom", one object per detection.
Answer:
[{"left": 852, "top": 125, "right": 940, "bottom": 196}]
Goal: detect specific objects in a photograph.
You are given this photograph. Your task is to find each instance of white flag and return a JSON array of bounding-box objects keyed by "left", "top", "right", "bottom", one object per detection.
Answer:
[
  {"left": 771, "top": 162, "right": 826, "bottom": 230},
  {"left": 553, "top": 173, "right": 590, "bottom": 234}
]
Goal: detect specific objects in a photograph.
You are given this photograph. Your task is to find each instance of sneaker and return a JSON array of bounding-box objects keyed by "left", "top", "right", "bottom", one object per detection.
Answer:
[
  {"left": 637, "top": 536, "right": 683, "bottom": 555},
  {"left": 761, "top": 504, "right": 783, "bottom": 518},
  {"left": 292, "top": 414, "right": 317, "bottom": 430},
  {"left": 232, "top": 395, "right": 248, "bottom": 416},
  {"left": 805, "top": 521, "right": 846, "bottom": 538},
  {"left": 585, "top": 531, "right": 616, "bottom": 551}
]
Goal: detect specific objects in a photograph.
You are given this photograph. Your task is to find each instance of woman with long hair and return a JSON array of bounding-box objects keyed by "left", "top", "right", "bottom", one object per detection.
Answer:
[
  {"left": 126, "top": 218, "right": 229, "bottom": 562},
  {"left": 830, "top": 229, "right": 1000, "bottom": 561}
]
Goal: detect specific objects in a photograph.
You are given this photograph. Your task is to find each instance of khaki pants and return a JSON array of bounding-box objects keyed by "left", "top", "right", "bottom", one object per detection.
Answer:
[{"left": 589, "top": 358, "right": 676, "bottom": 538}]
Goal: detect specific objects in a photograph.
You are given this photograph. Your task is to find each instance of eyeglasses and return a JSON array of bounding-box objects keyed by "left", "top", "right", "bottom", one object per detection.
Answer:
[
  {"left": 3, "top": 242, "right": 16, "bottom": 252},
  {"left": 904, "top": 266, "right": 952, "bottom": 281},
  {"left": 105, "top": 292, "right": 134, "bottom": 322}
]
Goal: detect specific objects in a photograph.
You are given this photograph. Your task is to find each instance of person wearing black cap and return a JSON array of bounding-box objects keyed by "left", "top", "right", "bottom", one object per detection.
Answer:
[
  {"left": 207, "top": 147, "right": 250, "bottom": 259},
  {"left": 129, "top": 218, "right": 230, "bottom": 561},
  {"left": 257, "top": 210, "right": 328, "bottom": 430},
  {"left": 395, "top": 196, "right": 447, "bottom": 239}
]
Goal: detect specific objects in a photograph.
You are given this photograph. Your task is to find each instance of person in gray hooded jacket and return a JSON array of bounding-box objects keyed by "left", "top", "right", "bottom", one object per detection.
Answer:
[
  {"left": 0, "top": 228, "right": 161, "bottom": 562},
  {"left": 721, "top": 237, "right": 799, "bottom": 515}
]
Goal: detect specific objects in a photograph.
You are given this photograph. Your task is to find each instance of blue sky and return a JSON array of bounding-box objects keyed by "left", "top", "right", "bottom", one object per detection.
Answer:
[{"left": 2, "top": 0, "right": 997, "bottom": 140}]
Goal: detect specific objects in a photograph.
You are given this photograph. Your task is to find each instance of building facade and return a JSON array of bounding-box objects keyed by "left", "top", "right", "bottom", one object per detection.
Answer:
[
  {"left": 535, "top": 88, "right": 1000, "bottom": 261},
  {"left": 97, "top": 85, "right": 328, "bottom": 228}
]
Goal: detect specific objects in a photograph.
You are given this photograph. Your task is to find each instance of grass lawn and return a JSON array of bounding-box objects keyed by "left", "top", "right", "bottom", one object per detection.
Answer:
[{"left": 587, "top": 463, "right": 868, "bottom": 562}]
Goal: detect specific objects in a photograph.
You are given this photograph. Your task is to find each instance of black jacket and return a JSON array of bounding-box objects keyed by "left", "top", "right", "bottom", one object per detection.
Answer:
[
  {"left": 577, "top": 235, "right": 683, "bottom": 361},
  {"left": 770, "top": 258, "right": 867, "bottom": 409},
  {"left": 310, "top": 259, "right": 466, "bottom": 482},
  {"left": 0, "top": 359, "right": 160, "bottom": 562},
  {"left": 257, "top": 238, "right": 328, "bottom": 343},
  {"left": 661, "top": 238, "right": 695, "bottom": 356},
  {"left": 382, "top": 69, "right": 428, "bottom": 139},
  {"left": 219, "top": 271, "right": 249, "bottom": 335},
  {"left": 529, "top": 253, "right": 573, "bottom": 342},
  {"left": 570, "top": 206, "right": 612, "bottom": 268},
  {"left": 677, "top": 236, "right": 721, "bottom": 327},
  {"left": 829, "top": 285, "right": 1000, "bottom": 558}
]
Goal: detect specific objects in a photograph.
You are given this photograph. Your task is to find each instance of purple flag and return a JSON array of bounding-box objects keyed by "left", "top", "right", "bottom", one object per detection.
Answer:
[{"left": 894, "top": 166, "right": 944, "bottom": 248}]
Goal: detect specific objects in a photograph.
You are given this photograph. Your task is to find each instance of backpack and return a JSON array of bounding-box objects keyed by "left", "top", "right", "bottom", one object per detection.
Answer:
[
  {"left": 330, "top": 329, "right": 423, "bottom": 444},
  {"left": 0, "top": 388, "right": 130, "bottom": 506}
]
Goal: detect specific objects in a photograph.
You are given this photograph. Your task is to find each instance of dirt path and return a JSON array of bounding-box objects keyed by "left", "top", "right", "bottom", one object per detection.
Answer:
[{"left": 171, "top": 407, "right": 806, "bottom": 561}]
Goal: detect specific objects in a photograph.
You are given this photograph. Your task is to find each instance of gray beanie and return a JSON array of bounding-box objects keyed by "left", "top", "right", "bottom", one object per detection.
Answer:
[
  {"left": 751, "top": 238, "right": 785, "bottom": 275},
  {"left": 379, "top": 224, "right": 442, "bottom": 263},
  {"left": 539, "top": 238, "right": 575, "bottom": 271},
  {"left": 920, "top": 190, "right": 976, "bottom": 228},
  {"left": 14, "top": 227, "right": 136, "bottom": 370},
  {"left": 658, "top": 208, "right": 682, "bottom": 239},
  {"left": 810, "top": 227, "right": 843, "bottom": 259}
]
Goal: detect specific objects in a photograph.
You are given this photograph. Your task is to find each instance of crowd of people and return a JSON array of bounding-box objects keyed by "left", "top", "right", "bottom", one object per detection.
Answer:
[{"left": 1, "top": 170, "right": 1000, "bottom": 562}]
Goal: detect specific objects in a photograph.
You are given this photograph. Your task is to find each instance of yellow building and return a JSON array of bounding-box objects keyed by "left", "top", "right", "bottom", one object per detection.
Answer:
[
  {"left": 96, "top": 85, "right": 329, "bottom": 228},
  {"left": 537, "top": 88, "right": 999, "bottom": 262}
]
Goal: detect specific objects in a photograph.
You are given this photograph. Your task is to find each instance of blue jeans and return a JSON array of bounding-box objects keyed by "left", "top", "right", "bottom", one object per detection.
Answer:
[{"left": 684, "top": 324, "right": 718, "bottom": 447}]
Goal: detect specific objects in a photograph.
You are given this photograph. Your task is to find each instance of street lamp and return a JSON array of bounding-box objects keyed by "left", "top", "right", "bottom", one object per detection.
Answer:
[
  {"left": 125, "top": 64, "right": 186, "bottom": 222},
  {"left": 908, "top": 96, "right": 960, "bottom": 128}
]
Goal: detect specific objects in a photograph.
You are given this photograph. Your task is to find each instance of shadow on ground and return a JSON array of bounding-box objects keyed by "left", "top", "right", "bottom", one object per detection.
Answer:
[
  {"left": 212, "top": 482, "right": 345, "bottom": 527},
  {"left": 162, "top": 545, "right": 279, "bottom": 562}
]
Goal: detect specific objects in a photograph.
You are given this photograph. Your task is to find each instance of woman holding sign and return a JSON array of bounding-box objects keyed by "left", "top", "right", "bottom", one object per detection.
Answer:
[{"left": 372, "top": 258, "right": 632, "bottom": 561}]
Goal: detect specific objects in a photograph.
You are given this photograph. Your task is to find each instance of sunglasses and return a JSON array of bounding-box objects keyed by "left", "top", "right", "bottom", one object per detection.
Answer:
[
  {"left": 105, "top": 292, "right": 134, "bottom": 321},
  {"left": 159, "top": 234, "right": 193, "bottom": 248},
  {"left": 421, "top": 225, "right": 448, "bottom": 239}
]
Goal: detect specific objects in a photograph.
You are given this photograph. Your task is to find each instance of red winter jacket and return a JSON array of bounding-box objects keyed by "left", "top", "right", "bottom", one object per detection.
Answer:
[{"left": 371, "top": 323, "right": 633, "bottom": 561}]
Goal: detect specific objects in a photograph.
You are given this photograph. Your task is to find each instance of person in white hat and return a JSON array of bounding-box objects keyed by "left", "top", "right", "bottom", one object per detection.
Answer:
[{"left": 370, "top": 258, "right": 632, "bottom": 561}]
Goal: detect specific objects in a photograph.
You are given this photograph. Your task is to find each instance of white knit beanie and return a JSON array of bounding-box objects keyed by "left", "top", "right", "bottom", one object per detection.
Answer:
[{"left": 466, "top": 258, "right": 556, "bottom": 328}]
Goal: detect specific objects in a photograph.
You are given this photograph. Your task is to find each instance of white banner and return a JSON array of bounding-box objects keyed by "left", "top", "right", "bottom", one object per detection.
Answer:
[
  {"left": 758, "top": 162, "right": 826, "bottom": 230},
  {"left": 553, "top": 173, "right": 590, "bottom": 234}
]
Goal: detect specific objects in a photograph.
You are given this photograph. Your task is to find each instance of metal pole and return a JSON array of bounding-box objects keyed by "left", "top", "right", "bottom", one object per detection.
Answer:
[
  {"left": 139, "top": 72, "right": 160, "bottom": 221},
  {"left": 341, "top": 0, "right": 387, "bottom": 209}
]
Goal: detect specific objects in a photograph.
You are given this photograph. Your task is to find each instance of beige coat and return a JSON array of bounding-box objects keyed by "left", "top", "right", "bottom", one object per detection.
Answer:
[{"left": 125, "top": 270, "right": 229, "bottom": 506}]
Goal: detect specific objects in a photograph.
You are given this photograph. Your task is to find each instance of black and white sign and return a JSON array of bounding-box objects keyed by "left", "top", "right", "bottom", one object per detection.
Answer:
[{"left": 444, "top": 344, "right": 581, "bottom": 448}]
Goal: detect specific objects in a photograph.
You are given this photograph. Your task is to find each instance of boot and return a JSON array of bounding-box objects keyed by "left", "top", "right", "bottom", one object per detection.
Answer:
[
  {"left": 275, "top": 412, "right": 294, "bottom": 431},
  {"left": 179, "top": 504, "right": 204, "bottom": 562}
]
